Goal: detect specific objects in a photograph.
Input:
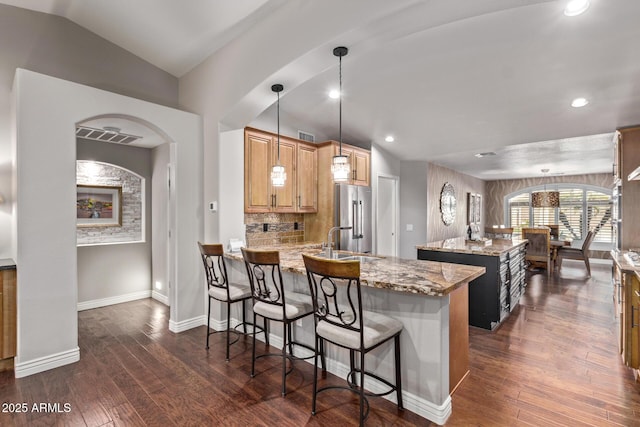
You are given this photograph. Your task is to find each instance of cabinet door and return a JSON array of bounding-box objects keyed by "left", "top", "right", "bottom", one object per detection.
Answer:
[
  {"left": 245, "top": 131, "right": 273, "bottom": 212},
  {"left": 272, "top": 138, "right": 297, "bottom": 212},
  {"left": 297, "top": 143, "right": 317, "bottom": 212},
  {"left": 1, "top": 269, "right": 16, "bottom": 360},
  {"left": 352, "top": 148, "right": 370, "bottom": 186},
  {"left": 626, "top": 273, "right": 640, "bottom": 369}
]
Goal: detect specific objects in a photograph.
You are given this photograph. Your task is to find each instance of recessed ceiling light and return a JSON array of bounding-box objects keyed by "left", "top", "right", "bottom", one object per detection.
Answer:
[
  {"left": 564, "top": 0, "right": 590, "bottom": 17},
  {"left": 474, "top": 152, "right": 496, "bottom": 158},
  {"left": 385, "top": 135, "right": 394, "bottom": 143},
  {"left": 571, "top": 97, "right": 589, "bottom": 108},
  {"left": 328, "top": 89, "right": 340, "bottom": 99}
]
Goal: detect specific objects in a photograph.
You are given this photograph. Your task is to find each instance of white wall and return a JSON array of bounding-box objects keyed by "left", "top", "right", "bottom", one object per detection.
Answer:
[
  {"left": 12, "top": 69, "right": 201, "bottom": 377},
  {"left": 151, "top": 143, "right": 170, "bottom": 303},
  {"left": 219, "top": 129, "right": 246, "bottom": 250}
]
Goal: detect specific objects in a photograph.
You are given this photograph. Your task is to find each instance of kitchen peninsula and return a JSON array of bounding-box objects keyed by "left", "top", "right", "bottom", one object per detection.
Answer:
[
  {"left": 225, "top": 244, "right": 485, "bottom": 425},
  {"left": 417, "top": 237, "right": 527, "bottom": 330}
]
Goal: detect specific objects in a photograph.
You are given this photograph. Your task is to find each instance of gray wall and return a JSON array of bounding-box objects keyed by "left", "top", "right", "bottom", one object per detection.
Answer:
[
  {"left": 399, "top": 161, "right": 429, "bottom": 259},
  {"left": 427, "top": 163, "right": 486, "bottom": 242},
  {"left": 0, "top": 4, "right": 178, "bottom": 259},
  {"left": 76, "top": 139, "right": 152, "bottom": 304}
]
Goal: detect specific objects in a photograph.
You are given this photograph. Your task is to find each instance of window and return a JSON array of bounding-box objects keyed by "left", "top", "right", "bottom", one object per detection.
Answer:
[{"left": 506, "top": 185, "right": 612, "bottom": 244}]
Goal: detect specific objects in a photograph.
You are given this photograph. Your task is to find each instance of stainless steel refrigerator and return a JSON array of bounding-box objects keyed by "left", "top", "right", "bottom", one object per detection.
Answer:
[{"left": 335, "top": 184, "right": 372, "bottom": 253}]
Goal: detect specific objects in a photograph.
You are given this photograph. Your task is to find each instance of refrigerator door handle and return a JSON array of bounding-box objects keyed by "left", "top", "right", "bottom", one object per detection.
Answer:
[
  {"left": 352, "top": 200, "right": 358, "bottom": 239},
  {"left": 358, "top": 200, "right": 364, "bottom": 238}
]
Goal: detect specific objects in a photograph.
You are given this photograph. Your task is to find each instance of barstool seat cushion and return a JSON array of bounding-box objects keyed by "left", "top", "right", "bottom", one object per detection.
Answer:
[
  {"left": 208, "top": 282, "right": 251, "bottom": 302},
  {"left": 253, "top": 291, "right": 313, "bottom": 321},
  {"left": 317, "top": 310, "right": 403, "bottom": 350}
]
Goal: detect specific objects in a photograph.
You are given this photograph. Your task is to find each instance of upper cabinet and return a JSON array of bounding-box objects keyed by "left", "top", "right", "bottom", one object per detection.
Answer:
[
  {"left": 325, "top": 141, "right": 371, "bottom": 187},
  {"left": 244, "top": 127, "right": 317, "bottom": 213},
  {"left": 614, "top": 126, "right": 640, "bottom": 250}
]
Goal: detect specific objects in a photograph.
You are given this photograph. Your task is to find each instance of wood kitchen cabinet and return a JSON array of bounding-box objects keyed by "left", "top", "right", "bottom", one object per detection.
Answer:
[
  {"left": 244, "top": 127, "right": 317, "bottom": 213},
  {"left": 613, "top": 126, "right": 640, "bottom": 250},
  {"left": 612, "top": 252, "right": 640, "bottom": 377},
  {"left": 0, "top": 260, "right": 16, "bottom": 372},
  {"left": 304, "top": 140, "right": 371, "bottom": 243},
  {"left": 329, "top": 142, "right": 370, "bottom": 186}
]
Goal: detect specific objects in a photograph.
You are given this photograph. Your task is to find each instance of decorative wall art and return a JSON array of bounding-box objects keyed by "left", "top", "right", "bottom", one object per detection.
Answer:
[
  {"left": 440, "top": 182, "right": 456, "bottom": 226},
  {"left": 467, "top": 192, "right": 482, "bottom": 224},
  {"left": 76, "top": 185, "right": 122, "bottom": 227}
]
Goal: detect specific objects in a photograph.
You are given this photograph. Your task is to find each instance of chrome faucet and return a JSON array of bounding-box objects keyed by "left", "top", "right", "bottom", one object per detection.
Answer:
[{"left": 326, "top": 226, "right": 352, "bottom": 259}]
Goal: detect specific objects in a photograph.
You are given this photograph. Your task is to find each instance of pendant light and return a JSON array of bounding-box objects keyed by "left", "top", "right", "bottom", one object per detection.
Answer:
[
  {"left": 331, "top": 46, "right": 351, "bottom": 182},
  {"left": 270, "top": 83, "right": 286, "bottom": 187},
  {"left": 531, "top": 169, "right": 560, "bottom": 208}
]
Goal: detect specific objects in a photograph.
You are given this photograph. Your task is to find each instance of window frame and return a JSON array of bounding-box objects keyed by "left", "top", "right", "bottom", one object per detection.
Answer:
[{"left": 504, "top": 183, "right": 612, "bottom": 251}]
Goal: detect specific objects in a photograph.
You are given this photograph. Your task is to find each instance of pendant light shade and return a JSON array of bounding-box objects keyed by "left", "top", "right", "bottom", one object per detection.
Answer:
[
  {"left": 271, "top": 83, "right": 286, "bottom": 187},
  {"left": 531, "top": 168, "right": 560, "bottom": 208},
  {"left": 332, "top": 46, "right": 351, "bottom": 182},
  {"left": 531, "top": 191, "right": 560, "bottom": 208}
]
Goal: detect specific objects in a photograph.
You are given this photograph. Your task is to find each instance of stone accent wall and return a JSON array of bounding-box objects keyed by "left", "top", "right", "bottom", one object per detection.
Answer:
[
  {"left": 77, "top": 161, "right": 143, "bottom": 245},
  {"left": 245, "top": 213, "right": 304, "bottom": 247}
]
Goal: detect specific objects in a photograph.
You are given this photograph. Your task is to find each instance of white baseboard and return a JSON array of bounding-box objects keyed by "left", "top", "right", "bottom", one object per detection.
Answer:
[
  {"left": 15, "top": 347, "right": 80, "bottom": 378},
  {"left": 152, "top": 290, "right": 169, "bottom": 306},
  {"left": 77, "top": 290, "right": 151, "bottom": 311},
  {"left": 170, "top": 315, "right": 206, "bottom": 333}
]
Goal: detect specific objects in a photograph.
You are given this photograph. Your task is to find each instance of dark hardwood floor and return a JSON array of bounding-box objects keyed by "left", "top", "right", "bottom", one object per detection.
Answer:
[{"left": 1, "top": 260, "right": 639, "bottom": 426}]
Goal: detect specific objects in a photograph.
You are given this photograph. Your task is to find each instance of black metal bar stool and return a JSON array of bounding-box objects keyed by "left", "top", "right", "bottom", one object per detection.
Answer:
[
  {"left": 241, "top": 247, "right": 320, "bottom": 396},
  {"left": 302, "top": 254, "right": 403, "bottom": 426},
  {"left": 198, "top": 242, "right": 261, "bottom": 361}
]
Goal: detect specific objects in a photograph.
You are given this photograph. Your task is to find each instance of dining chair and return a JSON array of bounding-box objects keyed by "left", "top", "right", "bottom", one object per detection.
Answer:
[
  {"left": 198, "top": 242, "right": 253, "bottom": 361},
  {"left": 522, "top": 227, "right": 551, "bottom": 275},
  {"left": 302, "top": 254, "right": 403, "bottom": 426},
  {"left": 241, "top": 247, "right": 317, "bottom": 397},
  {"left": 484, "top": 226, "right": 514, "bottom": 239},
  {"left": 557, "top": 230, "right": 595, "bottom": 277}
]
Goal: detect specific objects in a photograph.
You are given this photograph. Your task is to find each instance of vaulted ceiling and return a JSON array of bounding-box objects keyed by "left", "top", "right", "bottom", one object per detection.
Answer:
[{"left": 5, "top": 0, "right": 639, "bottom": 180}]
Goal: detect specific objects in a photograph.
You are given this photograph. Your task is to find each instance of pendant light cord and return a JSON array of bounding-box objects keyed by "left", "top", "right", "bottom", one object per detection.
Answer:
[
  {"left": 277, "top": 89, "right": 280, "bottom": 163},
  {"left": 339, "top": 53, "right": 343, "bottom": 156}
]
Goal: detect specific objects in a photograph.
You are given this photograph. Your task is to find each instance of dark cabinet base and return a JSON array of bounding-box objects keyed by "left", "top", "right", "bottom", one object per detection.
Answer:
[{"left": 418, "top": 246, "right": 525, "bottom": 330}]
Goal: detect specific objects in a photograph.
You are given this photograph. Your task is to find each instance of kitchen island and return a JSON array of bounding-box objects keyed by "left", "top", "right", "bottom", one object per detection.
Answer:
[
  {"left": 417, "top": 237, "right": 527, "bottom": 330},
  {"left": 224, "top": 244, "right": 485, "bottom": 425}
]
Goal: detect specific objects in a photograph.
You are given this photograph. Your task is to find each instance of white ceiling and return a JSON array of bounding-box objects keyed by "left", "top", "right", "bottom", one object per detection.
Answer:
[{"left": 5, "top": 0, "right": 639, "bottom": 180}]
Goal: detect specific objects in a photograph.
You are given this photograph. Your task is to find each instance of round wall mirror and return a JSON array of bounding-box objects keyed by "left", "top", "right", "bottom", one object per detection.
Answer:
[{"left": 440, "top": 182, "right": 456, "bottom": 226}]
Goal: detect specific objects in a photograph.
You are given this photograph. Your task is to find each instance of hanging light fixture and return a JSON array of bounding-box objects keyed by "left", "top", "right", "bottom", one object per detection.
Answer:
[
  {"left": 531, "top": 169, "right": 560, "bottom": 208},
  {"left": 331, "top": 46, "right": 351, "bottom": 182},
  {"left": 270, "top": 83, "right": 286, "bottom": 187}
]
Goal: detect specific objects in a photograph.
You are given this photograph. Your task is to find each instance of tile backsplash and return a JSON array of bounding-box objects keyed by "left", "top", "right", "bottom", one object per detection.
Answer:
[{"left": 245, "top": 213, "right": 305, "bottom": 247}]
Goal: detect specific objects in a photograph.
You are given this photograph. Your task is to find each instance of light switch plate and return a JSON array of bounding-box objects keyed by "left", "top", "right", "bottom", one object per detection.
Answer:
[{"left": 406, "top": 224, "right": 414, "bottom": 231}]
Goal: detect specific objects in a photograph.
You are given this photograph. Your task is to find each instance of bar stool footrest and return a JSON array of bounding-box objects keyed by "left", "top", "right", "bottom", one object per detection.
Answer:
[{"left": 347, "top": 369, "right": 398, "bottom": 398}]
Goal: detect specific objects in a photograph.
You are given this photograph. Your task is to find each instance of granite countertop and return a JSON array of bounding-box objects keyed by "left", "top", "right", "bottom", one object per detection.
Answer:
[
  {"left": 611, "top": 250, "right": 640, "bottom": 278},
  {"left": 226, "top": 244, "right": 485, "bottom": 297},
  {"left": 416, "top": 237, "right": 528, "bottom": 256},
  {"left": 0, "top": 259, "right": 16, "bottom": 270}
]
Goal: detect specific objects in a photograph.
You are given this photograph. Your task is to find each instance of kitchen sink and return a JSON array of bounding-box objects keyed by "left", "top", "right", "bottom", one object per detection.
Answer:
[{"left": 314, "top": 252, "right": 381, "bottom": 262}]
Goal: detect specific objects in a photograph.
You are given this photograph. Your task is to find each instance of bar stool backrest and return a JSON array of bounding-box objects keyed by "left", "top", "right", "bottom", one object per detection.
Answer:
[
  {"left": 241, "top": 248, "right": 287, "bottom": 312},
  {"left": 303, "top": 255, "right": 364, "bottom": 343},
  {"left": 198, "top": 242, "right": 230, "bottom": 298}
]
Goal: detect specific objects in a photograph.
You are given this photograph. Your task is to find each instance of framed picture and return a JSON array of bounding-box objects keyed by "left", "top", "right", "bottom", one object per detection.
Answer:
[
  {"left": 474, "top": 194, "right": 482, "bottom": 224},
  {"left": 467, "top": 193, "right": 476, "bottom": 224},
  {"left": 77, "top": 185, "right": 122, "bottom": 227}
]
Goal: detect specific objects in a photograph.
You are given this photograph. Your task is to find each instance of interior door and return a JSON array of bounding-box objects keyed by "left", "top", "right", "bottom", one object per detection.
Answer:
[{"left": 377, "top": 175, "right": 398, "bottom": 256}]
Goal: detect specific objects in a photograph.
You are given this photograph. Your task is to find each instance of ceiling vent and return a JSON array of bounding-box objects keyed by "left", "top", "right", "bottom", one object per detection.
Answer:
[
  {"left": 298, "top": 130, "right": 315, "bottom": 142},
  {"left": 76, "top": 125, "right": 142, "bottom": 144}
]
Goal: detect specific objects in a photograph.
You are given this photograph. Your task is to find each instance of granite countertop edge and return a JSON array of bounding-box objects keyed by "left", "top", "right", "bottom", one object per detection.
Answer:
[{"left": 226, "top": 243, "right": 485, "bottom": 297}]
